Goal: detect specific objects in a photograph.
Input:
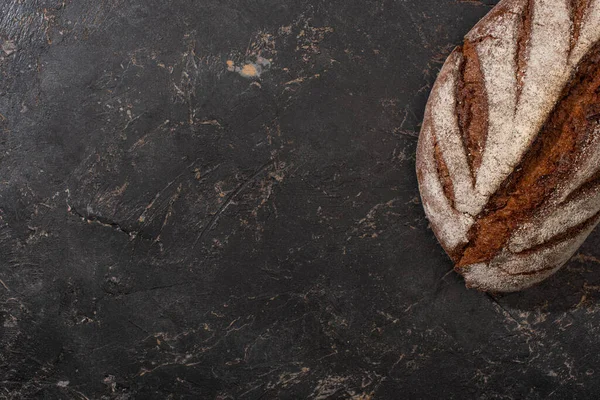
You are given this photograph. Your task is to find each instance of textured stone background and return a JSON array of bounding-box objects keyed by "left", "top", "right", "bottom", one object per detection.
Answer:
[{"left": 2, "top": 0, "right": 600, "bottom": 398}]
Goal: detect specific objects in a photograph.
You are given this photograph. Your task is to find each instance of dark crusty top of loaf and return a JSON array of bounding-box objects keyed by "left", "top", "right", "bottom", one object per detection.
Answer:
[{"left": 416, "top": 0, "right": 600, "bottom": 292}]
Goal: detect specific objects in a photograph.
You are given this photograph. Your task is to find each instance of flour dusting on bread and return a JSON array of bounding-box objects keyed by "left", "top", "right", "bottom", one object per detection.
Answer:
[{"left": 416, "top": 0, "right": 600, "bottom": 292}]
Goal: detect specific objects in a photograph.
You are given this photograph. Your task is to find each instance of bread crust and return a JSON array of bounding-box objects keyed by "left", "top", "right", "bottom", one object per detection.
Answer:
[{"left": 416, "top": 0, "right": 600, "bottom": 292}]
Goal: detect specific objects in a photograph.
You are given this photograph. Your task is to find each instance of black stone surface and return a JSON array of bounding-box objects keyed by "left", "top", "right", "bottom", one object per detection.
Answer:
[{"left": 2, "top": 0, "right": 600, "bottom": 398}]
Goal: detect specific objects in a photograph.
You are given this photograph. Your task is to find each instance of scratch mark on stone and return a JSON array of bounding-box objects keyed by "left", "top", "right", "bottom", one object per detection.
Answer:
[
  {"left": 129, "top": 320, "right": 149, "bottom": 335},
  {"left": 193, "top": 160, "right": 275, "bottom": 247},
  {"left": 137, "top": 159, "right": 202, "bottom": 223},
  {"left": 129, "top": 119, "right": 171, "bottom": 152},
  {"left": 64, "top": 387, "right": 90, "bottom": 400},
  {"left": 485, "top": 293, "right": 531, "bottom": 335},
  {"left": 198, "top": 119, "right": 222, "bottom": 127},
  {"left": 152, "top": 183, "right": 183, "bottom": 245},
  {"left": 121, "top": 111, "right": 146, "bottom": 132},
  {"left": 398, "top": 2, "right": 428, "bottom": 47},
  {"left": 68, "top": 204, "right": 150, "bottom": 240}
]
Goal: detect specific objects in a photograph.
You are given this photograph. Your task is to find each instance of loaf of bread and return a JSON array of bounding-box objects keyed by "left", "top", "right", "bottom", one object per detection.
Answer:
[{"left": 416, "top": 0, "right": 600, "bottom": 292}]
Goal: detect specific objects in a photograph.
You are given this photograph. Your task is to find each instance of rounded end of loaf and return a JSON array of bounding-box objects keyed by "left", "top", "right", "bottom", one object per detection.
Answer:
[{"left": 457, "top": 262, "right": 562, "bottom": 293}]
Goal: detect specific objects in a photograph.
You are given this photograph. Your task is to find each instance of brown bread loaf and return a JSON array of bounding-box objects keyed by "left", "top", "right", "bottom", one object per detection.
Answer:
[{"left": 416, "top": 0, "right": 600, "bottom": 292}]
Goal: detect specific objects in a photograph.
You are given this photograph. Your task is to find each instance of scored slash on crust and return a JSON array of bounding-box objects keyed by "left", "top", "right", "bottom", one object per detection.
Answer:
[{"left": 416, "top": 0, "right": 600, "bottom": 292}]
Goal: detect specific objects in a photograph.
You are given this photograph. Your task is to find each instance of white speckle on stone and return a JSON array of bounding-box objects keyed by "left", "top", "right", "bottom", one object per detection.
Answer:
[{"left": 2, "top": 40, "right": 16, "bottom": 56}]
